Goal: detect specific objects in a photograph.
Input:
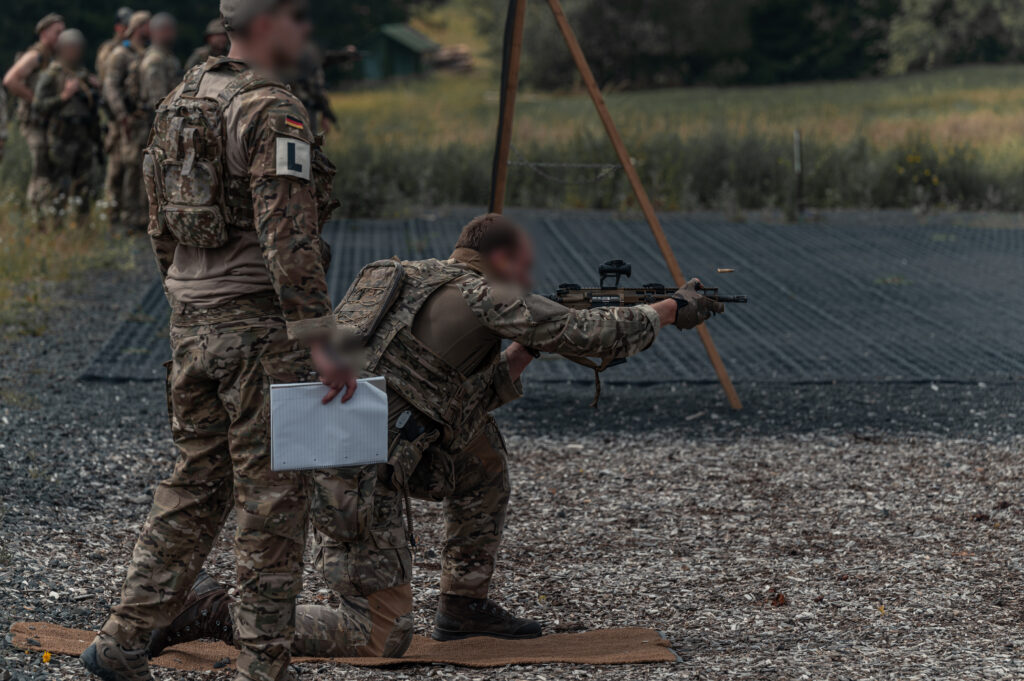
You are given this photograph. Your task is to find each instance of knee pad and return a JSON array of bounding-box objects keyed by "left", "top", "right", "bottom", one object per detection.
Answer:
[{"left": 358, "top": 583, "right": 413, "bottom": 658}]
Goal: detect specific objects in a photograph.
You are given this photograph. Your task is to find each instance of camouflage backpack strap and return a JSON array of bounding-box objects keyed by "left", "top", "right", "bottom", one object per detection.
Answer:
[
  {"left": 216, "top": 68, "right": 282, "bottom": 110},
  {"left": 178, "top": 61, "right": 206, "bottom": 96}
]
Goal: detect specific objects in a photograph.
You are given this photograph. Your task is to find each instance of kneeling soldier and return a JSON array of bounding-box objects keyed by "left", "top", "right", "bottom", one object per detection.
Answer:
[{"left": 150, "top": 213, "right": 723, "bottom": 658}]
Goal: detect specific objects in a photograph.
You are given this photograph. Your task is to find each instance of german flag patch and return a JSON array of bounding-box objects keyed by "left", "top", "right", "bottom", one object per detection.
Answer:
[{"left": 285, "top": 116, "right": 305, "bottom": 131}]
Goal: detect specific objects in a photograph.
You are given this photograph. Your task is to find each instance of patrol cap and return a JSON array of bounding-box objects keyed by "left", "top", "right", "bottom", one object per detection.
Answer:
[
  {"left": 205, "top": 18, "right": 227, "bottom": 36},
  {"left": 123, "top": 10, "right": 151, "bottom": 38},
  {"left": 116, "top": 7, "right": 134, "bottom": 25},
  {"left": 220, "top": 0, "right": 307, "bottom": 32},
  {"left": 35, "top": 13, "right": 65, "bottom": 35},
  {"left": 56, "top": 28, "right": 86, "bottom": 49},
  {"left": 150, "top": 12, "right": 177, "bottom": 31}
]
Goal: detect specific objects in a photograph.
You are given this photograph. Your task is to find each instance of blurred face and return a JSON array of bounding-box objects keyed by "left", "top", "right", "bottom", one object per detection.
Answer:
[
  {"left": 250, "top": 1, "right": 311, "bottom": 68},
  {"left": 208, "top": 33, "right": 229, "bottom": 52},
  {"left": 40, "top": 22, "right": 66, "bottom": 47},
  {"left": 486, "top": 233, "right": 535, "bottom": 289},
  {"left": 114, "top": 22, "right": 126, "bottom": 37},
  {"left": 152, "top": 23, "right": 177, "bottom": 48},
  {"left": 59, "top": 43, "right": 85, "bottom": 66}
]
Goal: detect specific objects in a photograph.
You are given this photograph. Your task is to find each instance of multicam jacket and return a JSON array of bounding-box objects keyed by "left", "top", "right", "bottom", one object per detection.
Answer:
[
  {"left": 337, "top": 248, "right": 660, "bottom": 449},
  {"left": 32, "top": 61, "right": 101, "bottom": 150},
  {"left": 149, "top": 58, "right": 337, "bottom": 342},
  {"left": 102, "top": 42, "right": 146, "bottom": 119},
  {"left": 139, "top": 44, "right": 182, "bottom": 110}
]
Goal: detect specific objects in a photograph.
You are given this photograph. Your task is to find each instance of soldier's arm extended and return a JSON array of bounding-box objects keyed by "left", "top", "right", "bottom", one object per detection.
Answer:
[
  {"left": 102, "top": 50, "right": 130, "bottom": 120},
  {"left": 247, "top": 92, "right": 335, "bottom": 342},
  {"left": 460, "top": 280, "right": 662, "bottom": 361}
]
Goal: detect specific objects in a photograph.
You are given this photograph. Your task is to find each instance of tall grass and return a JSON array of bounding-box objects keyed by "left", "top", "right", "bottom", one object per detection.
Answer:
[
  {"left": 0, "top": 197, "right": 134, "bottom": 332},
  {"left": 326, "top": 64, "right": 1024, "bottom": 216}
]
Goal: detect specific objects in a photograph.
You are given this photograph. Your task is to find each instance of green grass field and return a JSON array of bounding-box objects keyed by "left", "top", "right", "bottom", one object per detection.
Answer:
[{"left": 325, "top": 57, "right": 1024, "bottom": 216}]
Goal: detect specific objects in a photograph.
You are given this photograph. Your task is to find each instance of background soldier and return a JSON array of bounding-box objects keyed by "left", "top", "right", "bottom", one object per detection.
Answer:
[
  {"left": 3, "top": 13, "right": 66, "bottom": 216},
  {"left": 96, "top": 7, "right": 134, "bottom": 81},
  {"left": 284, "top": 42, "right": 336, "bottom": 136},
  {"left": 80, "top": 0, "right": 355, "bottom": 679},
  {"left": 102, "top": 10, "right": 150, "bottom": 231},
  {"left": 185, "top": 19, "right": 230, "bottom": 71},
  {"left": 150, "top": 214, "right": 724, "bottom": 659},
  {"left": 139, "top": 13, "right": 181, "bottom": 110},
  {"left": 31, "top": 28, "right": 101, "bottom": 225}
]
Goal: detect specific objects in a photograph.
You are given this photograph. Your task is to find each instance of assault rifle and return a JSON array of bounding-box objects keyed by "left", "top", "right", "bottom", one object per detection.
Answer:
[
  {"left": 540, "top": 260, "right": 747, "bottom": 406},
  {"left": 546, "top": 259, "right": 748, "bottom": 309}
]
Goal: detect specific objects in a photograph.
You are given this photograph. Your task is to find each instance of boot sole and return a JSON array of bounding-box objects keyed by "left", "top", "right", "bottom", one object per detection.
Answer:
[
  {"left": 80, "top": 644, "right": 126, "bottom": 681},
  {"left": 432, "top": 628, "right": 542, "bottom": 642}
]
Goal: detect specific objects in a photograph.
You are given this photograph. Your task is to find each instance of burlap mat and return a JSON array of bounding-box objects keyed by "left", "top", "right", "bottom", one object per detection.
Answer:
[{"left": 10, "top": 621, "right": 678, "bottom": 670}]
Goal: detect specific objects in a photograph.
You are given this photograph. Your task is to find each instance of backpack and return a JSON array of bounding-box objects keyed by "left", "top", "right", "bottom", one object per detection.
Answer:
[{"left": 143, "top": 62, "right": 275, "bottom": 249}]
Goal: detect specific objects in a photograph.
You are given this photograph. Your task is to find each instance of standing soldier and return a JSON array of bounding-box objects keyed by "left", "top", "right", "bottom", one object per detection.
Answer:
[
  {"left": 185, "top": 19, "right": 230, "bottom": 71},
  {"left": 96, "top": 7, "right": 134, "bottom": 82},
  {"left": 103, "top": 11, "right": 150, "bottom": 231},
  {"left": 139, "top": 13, "right": 182, "bottom": 110},
  {"left": 80, "top": 0, "right": 355, "bottom": 680},
  {"left": 3, "top": 13, "right": 66, "bottom": 214},
  {"left": 32, "top": 28, "right": 102, "bottom": 224}
]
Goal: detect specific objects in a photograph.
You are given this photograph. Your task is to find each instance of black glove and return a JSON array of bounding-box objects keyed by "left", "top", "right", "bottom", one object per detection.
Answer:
[{"left": 672, "top": 279, "right": 725, "bottom": 330}]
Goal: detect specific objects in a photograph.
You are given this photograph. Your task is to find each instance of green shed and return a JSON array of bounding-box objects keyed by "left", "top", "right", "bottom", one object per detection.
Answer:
[{"left": 361, "top": 24, "right": 440, "bottom": 80}]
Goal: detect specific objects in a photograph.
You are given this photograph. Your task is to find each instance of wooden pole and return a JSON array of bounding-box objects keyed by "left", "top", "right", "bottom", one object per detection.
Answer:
[
  {"left": 545, "top": 0, "right": 743, "bottom": 410},
  {"left": 489, "top": 0, "right": 528, "bottom": 213}
]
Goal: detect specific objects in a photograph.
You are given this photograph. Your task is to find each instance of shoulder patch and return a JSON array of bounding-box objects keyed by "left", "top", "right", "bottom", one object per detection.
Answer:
[{"left": 276, "top": 137, "right": 311, "bottom": 180}]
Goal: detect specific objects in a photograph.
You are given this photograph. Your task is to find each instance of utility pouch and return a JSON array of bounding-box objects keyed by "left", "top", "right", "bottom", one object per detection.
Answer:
[
  {"left": 308, "top": 465, "right": 378, "bottom": 543},
  {"left": 386, "top": 413, "right": 440, "bottom": 491}
]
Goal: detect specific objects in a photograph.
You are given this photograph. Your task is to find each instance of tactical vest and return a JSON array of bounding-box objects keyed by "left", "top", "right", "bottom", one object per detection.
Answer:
[
  {"left": 144, "top": 59, "right": 338, "bottom": 249},
  {"left": 336, "top": 258, "right": 505, "bottom": 451},
  {"left": 17, "top": 43, "right": 52, "bottom": 126}
]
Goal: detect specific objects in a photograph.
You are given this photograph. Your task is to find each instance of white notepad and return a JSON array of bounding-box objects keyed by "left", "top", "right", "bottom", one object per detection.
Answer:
[{"left": 270, "top": 377, "right": 389, "bottom": 472}]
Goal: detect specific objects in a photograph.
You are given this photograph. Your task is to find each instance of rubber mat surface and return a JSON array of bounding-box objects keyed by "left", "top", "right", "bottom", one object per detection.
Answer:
[{"left": 81, "top": 209, "right": 1024, "bottom": 384}]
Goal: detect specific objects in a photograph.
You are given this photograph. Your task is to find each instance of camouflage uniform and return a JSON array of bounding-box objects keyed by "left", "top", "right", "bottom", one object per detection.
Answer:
[
  {"left": 99, "top": 58, "right": 337, "bottom": 681},
  {"left": 291, "top": 248, "right": 661, "bottom": 657},
  {"left": 102, "top": 41, "right": 148, "bottom": 229},
  {"left": 95, "top": 37, "right": 120, "bottom": 81},
  {"left": 139, "top": 44, "right": 181, "bottom": 110},
  {"left": 31, "top": 60, "right": 101, "bottom": 220},
  {"left": 15, "top": 41, "right": 54, "bottom": 210}
]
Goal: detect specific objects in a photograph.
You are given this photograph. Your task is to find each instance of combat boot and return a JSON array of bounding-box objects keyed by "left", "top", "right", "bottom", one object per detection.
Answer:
[
  {"left": 80, "top": 632, "right": 152, "bottom": 681},
  {"left": 147, "top": 570, "right": 234, "bottom": 657},
  {"left": 433, "top": 594, "right": 542, "bottom": 641}
]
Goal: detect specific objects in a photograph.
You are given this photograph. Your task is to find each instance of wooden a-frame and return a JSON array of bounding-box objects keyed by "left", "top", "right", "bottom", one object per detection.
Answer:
[{"left": 488, "top": 0, "right": 743, "bottom": 410}]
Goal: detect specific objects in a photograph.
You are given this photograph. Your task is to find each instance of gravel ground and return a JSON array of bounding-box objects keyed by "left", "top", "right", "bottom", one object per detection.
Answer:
[{"left": 2, "top": 238, "right": 1023, "bottom": 680}]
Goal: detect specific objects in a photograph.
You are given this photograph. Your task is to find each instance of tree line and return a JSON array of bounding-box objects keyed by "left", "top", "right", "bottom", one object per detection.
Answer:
[
  {"left": 476, "top": 0, "right": 1024, "bottom": 89},
  {"left": 5, "top": 0, "right": 1024, "bottom": 87},
  {"left": 1, "top": 0, "right": 434, "bottom": 70}
]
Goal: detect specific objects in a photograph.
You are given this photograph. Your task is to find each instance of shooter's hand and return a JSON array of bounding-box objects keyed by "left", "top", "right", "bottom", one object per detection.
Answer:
[
  {"left": 311, "top": 341, "right": 357, "bottom": 404},
  {"left": 672, "top": 279, "right": 724, "bottom": 330}
]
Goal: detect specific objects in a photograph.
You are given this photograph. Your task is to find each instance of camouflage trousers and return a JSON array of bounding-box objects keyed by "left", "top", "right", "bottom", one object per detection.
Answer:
[
  {"left": 35, "top": 134, "right": 97, "bottom": 225},
  {"left": 294, "top": 415, "right": 510, "bottom": 657},
  {"left": 21, "top": 125, "right": 48, "bottom": 215},
  {"left": 103, "top": 115, "right": 149, "bottom": 229},
  {"left": 102, "top": 294, "right": 311, "bottom": 681}
]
